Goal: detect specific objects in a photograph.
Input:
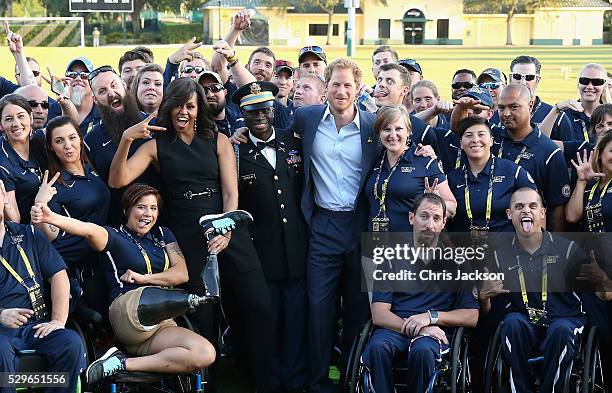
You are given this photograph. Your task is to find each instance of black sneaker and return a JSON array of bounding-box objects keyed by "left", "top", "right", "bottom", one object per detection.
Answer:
[
  {"left": 198, "top": 210, "right": 253, "bottom": 235},
  {"left": 86, "top": 347, "right": 126, "bottom": 383}
]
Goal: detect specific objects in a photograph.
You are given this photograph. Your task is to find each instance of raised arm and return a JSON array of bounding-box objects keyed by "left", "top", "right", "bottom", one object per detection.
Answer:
[
  {"left": 566, "top": 150, "right": 603, "bottom": 224},
  {"left": 213, "top": 40, "right": 256, "bottom": 88},
  {"left": 5, "top": 22, "right": 37, "bottom": 87},
  {"left": 211, "top": 9, "right": 253, "bottom": 84}
]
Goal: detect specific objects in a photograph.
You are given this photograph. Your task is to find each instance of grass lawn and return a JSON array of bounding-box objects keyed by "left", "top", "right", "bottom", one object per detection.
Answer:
[{"left": 1, "top": 45, "right": 610, "bottom": 104}]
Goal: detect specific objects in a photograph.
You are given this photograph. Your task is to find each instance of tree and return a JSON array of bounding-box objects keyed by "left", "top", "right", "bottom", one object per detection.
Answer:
[{"left": 464, "top": 0, "right": 556, "bottom": 45}]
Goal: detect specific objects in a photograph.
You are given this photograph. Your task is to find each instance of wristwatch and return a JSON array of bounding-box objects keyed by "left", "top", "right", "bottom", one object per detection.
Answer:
[{"left": 428, "top": 310, "right": 439, "bottom": 325}]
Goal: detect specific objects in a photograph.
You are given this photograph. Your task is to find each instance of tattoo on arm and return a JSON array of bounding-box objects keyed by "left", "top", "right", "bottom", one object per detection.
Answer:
[
  {"left": 166, "top": 242, "right": 184, "bottom": 258},
  {"left": 48, "top": 224, "right": 57, "bottom": 233}
]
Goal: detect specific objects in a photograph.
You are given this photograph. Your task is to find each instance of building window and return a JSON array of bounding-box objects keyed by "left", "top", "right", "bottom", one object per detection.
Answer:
[
  {"left": 378, "top": 19, "right": 390, "bottom": 39},
  {"left": 437, "top": 19, "right": 449, "bottom": 39},
  {"left": 309, "top": 24, "right": 339, "bottom": 36}
]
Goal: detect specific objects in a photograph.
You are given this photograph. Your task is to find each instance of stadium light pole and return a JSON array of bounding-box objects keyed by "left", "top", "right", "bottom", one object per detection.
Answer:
[
  {"left": 218, "top": 0, "right": 222, "bottom": 40},
  {"left": 345, "top": 0, "right": 357, "bottom": 57}
]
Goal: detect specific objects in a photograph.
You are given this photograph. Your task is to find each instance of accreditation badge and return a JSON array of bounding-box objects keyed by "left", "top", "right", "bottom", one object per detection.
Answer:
[
  {"left": 469, "top": 226, "right": 489, "bottom": 248},
  {"left": 585, "top": 203, "right": 604, "bottom": 232},
  {"left": 372, "top": 216, "right": 389, "bottom": 232},
  {"left": 27, "top": 283, "right": 48, "bottom": 320},
  {"left": 527, "top": 307, "right": 548, "bottom": 327}
]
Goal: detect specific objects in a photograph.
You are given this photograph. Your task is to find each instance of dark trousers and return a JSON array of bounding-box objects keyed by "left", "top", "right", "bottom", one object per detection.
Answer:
[
  {"left": 362, "top": 328, "right": 448, "bottom": 393},
  {"left": 307, "top": 207, "right": 370, "bottom": 393},
  {"left": 0, "top": 324, "right": 86, "bottom": 393},
  {"left": 267, "top": 277, "right": 307, "bottom": 391},
  {"left": 500, "top": 312, "right": 584, "bottom": 393}
]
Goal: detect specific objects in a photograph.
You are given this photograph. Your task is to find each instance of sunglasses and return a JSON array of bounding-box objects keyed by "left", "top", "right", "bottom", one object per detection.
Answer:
[
  {"left": 451, "top": 81, "right": 474, "bottom": 90},
  {"left": 65, "top": 71, "right": 90, "bottom": 79},
  {"left": 578, "top": 77, "right": 606, "bottom": 87},
  {"left": 27, "top": 100, "right": 49, "bottom": 109},
  {"left": 299, "top": 46, "right": 324, "bottom": 56},
  {"left": 471, "top": 107, "right": 484, "bottom": 115},
  {"left": 510, "top": 73, "right": 538, "bottom": 82},
  {"left": 479, "top": 82, "right": 501, "bottom": 90},
  {"left": 87, "top": 65, "right": 116, "bottom": 84},
  {"left": 202, "top": 83, "right": 224, "bottom": 94},
  {"left": 182, "top": 66, "right": 205, "bottom": 74}
]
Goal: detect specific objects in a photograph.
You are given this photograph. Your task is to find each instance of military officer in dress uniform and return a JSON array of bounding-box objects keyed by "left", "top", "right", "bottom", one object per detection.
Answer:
[{"left": 232, "top": 81, "right": 308, "bottom": 393}]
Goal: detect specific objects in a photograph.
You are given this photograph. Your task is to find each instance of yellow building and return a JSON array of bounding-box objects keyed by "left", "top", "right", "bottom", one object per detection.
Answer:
[{"left": 201, "top": 0, "right": 611, "bottom": 46}]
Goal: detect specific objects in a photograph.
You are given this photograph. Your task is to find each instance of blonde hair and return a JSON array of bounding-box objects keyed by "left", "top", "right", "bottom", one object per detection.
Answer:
[
  {"left": 411, "top": 80, "right": 440, "bottom": 100},
  {"left": 324, "top": 58, "right": 363, "bottom": 87},
  {"left": 374, "top": 105, "right": 412, "bottom": 138}
]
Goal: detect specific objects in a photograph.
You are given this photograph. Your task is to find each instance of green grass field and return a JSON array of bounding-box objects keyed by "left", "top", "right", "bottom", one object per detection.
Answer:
[{"left": 2, "top": 45, "right": 611, "bottom": 104}]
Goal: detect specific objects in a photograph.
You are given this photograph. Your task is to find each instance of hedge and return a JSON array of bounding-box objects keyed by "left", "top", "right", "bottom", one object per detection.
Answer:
[{"left": 160, "top": 23, "right": 201, "bottom": 44}]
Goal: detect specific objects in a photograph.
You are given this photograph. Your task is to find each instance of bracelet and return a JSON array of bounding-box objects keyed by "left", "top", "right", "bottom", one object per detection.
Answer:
[
  {"left": 225, "top": 53, "right": 238, "bottom": 64},
  {"left": 227, "top": 58, "right": 240, "bottom": 69},
  {"left": 555, "top": 102, "right": 562, "bottom": 113}
]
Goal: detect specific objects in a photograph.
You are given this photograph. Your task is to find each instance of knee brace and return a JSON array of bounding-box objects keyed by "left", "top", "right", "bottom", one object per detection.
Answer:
[{"left": 137, "top": 287, "right": 216, "bottom": 326}]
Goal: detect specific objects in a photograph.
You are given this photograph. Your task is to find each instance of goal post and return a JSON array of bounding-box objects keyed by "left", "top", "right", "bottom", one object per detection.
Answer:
[{"left": 0, "top": 17, "right": 85, "bottom": 47}]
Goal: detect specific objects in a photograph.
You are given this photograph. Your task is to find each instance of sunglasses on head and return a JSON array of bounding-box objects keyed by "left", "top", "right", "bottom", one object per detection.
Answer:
[
  {"left": 479, "top": 82, "right": 501, "bottom": 90},
  {"left": 87, "top": 65, "right": 116, "bottom": 84},
  {"left": 183, "top": 66, "right": 205, "bottom": 74},
  {"left": 451, "top": 81, "right": 474, "bottom": 90},
  {"left": 27, "top": 100, "right": 49, "bottom": 109},
  {"left": 578, "top": 77, "right": 606, "bottom": 87},
  {"left": 65, "top": 71, "right": 90, "bottom": 79},
  {"left": 510, "top": 73, "right": 538, "bottom": 82},
  {"left": 398, "top": 59, "right": 418, "bottom": 66},
  {"left": 202, "top": 83, "right": 224, "bottom": 94},
  {"left": 299, "top": 46, "right": 323, "bottom": 56}
]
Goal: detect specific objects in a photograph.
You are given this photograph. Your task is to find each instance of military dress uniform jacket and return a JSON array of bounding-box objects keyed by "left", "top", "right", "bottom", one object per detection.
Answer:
[{"left": 238, "top": 131, "right": 308, "bottom": 281}]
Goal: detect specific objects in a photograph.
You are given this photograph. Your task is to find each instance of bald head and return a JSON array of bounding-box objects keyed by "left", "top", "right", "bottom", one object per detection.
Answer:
[
  {"left": 500, "top": 83, "right": 531, "bottom": 103},
  {"left": 15, "top": 85, "right": 48, "bottom": 129}
]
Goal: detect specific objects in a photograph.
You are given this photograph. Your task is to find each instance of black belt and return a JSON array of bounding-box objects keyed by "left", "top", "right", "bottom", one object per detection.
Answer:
[{"left": 175, "top": 187, "right": 220, "bottom": 200}]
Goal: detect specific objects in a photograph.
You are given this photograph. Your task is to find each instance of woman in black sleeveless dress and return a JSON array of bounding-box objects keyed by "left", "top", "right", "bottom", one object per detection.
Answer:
[{"left": 107, "top": 78, "right": 272, "bottom": 392}]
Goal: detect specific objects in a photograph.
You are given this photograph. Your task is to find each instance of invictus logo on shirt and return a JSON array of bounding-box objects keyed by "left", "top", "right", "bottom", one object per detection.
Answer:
[
  {"left": 401, "top": 166, "right": 416, "bottom": 173},
  {"left": 518, "top": 152, "right": 534, "bottom": 160},
  {"left": 493, "top": 176, "right": 506, "bottom": 183}
]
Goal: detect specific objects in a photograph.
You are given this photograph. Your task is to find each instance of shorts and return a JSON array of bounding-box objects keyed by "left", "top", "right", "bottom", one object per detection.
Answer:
[{"left": 109, "top": 286, "right": 177, "bottom": 356}]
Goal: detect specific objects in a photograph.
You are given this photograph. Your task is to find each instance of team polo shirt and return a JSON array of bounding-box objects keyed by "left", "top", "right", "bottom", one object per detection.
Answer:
[
  {"left": 48, "top": 101, "right": 101, "bottom": 136},
  {"left": 0, "top": 222, "right": 66, "bottom": 323},
  {"left": 447, "top": 156, "right": 536, "bottom": 232},
  {"left": 366, "top": 143, "right": 446, "bottom": 232},
  {"left": 0, "top": 76, "right": 19, "bottom": 99},
  {"left": 530, "top": 96, "right": 553, "bottom": 126},
  {"left": 410, "top": 115, "right": 439, "bottom": 154},
  {"left": 562, "top": 140, "right": 594, "bottom": 163},
  {"left": 489, "top": 111, "right": 502, "bottom": 132},
  {"left": 492, "top": 231, "right": 586, "bottom": 320},
  {"left": 492, "top": 125, "right": 570, "bottom": 208},
  {"left": 551, "top": 108, "right": 591, "bottom": 143},
  {"left": 48, "top": 165, "right": 110, "bottom": 268},
  {"left": 0, "top": 137, "right": 42, "bottom": 222},
  {"left": 215, "top": 106, "right": 245, "bottom": 138},
  {"left": 581, "top": 179, "right": 612, "bottom": 232},
  {"left": 101, "top": 225, "right": 177, "bottom": 302},
  {"left": 432, "top": 126, "right": 461, "bottom": 174}
]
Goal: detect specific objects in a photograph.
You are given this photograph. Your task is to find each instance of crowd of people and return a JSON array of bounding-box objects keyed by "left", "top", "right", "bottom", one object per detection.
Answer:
[{"left": 1, "top": 8, "right": 612, "bottom": 393}]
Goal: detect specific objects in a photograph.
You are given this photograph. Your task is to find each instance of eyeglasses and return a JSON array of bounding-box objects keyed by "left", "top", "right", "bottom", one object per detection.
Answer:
[
  {"left": 510, "top": 73, "right": 538, "bottom": 82},
  {"left": 65, "top": 71, "right": 90, "bottom": 79},
  {"left": 299, "top": 46, "right": 324, "bottom": 56},
  {"left": 451, "top": 81, "right": 474, "bottom": 90},
  {"left": 202, "top": 83, "right": 224, "bottom": 94},
  {"left": 87, "top": 65, "right": 116, "bottom": 84},
  {"left": 182, "top": 66, "right": 205, "bottom": 74},
  {"left": 27, "top": 100, "right": 49, "bottom": 109},
  {"left": 479, "top": 82, "right": 501, "bottom": 90},
  {"left": 578, "top": 77, "right": 606, "bottom": 87}
]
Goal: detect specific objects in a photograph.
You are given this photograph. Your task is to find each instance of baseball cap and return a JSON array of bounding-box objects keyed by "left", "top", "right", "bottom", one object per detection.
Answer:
[
  {"left": 66, "top": 57, "right": 94, "bottom": 73},
  {"left": 198, "top": 71, "right": 223, "bottom": 85},
  {"left": 462, "top": 86, "right": 493, "bottom": 108},
  {"left": 275, "top": 60, "right": 294, "bottom": 77},
  {"left": 397, "top": 59, "right": 422, "bottom": 75},
  {"left": 298, "top": 46, "right": 327, "bottom": 64},
  {"left": 477, "top": 68, "right": 507, "bottom": 84}
]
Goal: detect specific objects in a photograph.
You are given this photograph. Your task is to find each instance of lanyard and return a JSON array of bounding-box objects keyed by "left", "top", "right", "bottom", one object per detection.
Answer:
[
  {"left": 464, "top": 157, "right": 495, "bottom": 227},
  {"left": 497, "top": 139, "right": 527, "bottom": 165},
  {"left": 580, "top": 120, "right": 590, "bottom": 143},
  {"left": 454, "top": 147, "right": 462, "bottom": 170},
  {"left": 0, "top": 244, "right": 38, "bottom": 289},
  {"left": 530, "top": 99, "right": 541, "bottom": 120},
  {"left": 120, "top": 226, "right": 169, "bottom": 274},
  {"left": 373, "top": 149, "right": 407, "bottom": 214},
  {"left": 517, "top": 254, "right": 547, "bottom": 311},
  {"left": 587, "top": 178, "right": 612, "bottom": 207}
]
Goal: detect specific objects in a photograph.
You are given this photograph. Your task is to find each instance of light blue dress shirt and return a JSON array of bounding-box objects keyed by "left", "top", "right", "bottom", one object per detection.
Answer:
[{"left": 311, "top": 105, "right": 362, "bottom": 211}]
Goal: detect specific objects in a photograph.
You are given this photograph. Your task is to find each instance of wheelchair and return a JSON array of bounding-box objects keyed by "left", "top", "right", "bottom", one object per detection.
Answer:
[
  {"left": 483, "top": 321, "right": 606, "bottom": 393},
  {"left": 345, "top": 320, "right": 472, "bottom": 393}
]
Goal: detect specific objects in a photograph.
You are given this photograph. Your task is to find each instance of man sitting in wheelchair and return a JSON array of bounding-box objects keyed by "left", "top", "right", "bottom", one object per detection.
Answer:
[
  {"left": 480, "top": 187, "right": 591, "bottom": 393},
  {"left": 362, "top": 193, "right": 479, "bottom": 392}
]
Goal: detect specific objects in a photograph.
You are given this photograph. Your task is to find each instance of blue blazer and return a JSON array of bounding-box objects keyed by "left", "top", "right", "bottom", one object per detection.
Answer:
[{"left": 282, "top": 104, "right": 381, "bottom": 234}]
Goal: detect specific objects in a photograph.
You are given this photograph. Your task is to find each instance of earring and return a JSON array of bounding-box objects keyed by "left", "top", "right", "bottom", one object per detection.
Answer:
[{"left": 194, "top": 119, "right": 198, "bottom": 133}]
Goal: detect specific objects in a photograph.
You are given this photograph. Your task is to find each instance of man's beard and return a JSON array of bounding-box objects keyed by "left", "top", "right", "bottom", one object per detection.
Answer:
[
  {"left": 98, "top": 95, "right": 143, "bottom": 144},
  {"left": 208, "top": 98, "right": 225, "bottom": 117},
  {"left": 70, "top": 86, "right": 86, "bottom": 106}
]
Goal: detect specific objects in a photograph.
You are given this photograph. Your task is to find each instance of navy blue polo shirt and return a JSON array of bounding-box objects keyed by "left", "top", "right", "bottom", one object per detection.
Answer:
[
  {"left": 432, "top": 126, "right": 461, "bottom": 174},
  {"left": 530, "top": 96, "right": 552, "bottom": 126},
  {"left": 215, "top": 106, "right": 245, "bottom": 137},
  {"left": 0, "top": 137, "right": 42, "bottom": 222},
  {"left": 447, "top": 156, "right": 536, "bottom": 232},
  {"left": 162, "top": 59, "right": 179, "bottom": 90},
  {"left": 101, "top": 225, "right": 177, "bottom": 302},
  {"left": 492, "top": 231, "right": 587, "bottom": 320},
  {"left": 551, "top": 108, "right": 591, "bottom": 143},
  {"left": 492, "top": 125, "right": 570, "bottom": 208},
  {"left": 0, "top": 76, "right": 19, "bottom": 99},
  {"left": 48, "top": 165, "right": 110, "bottom": 268},
  {"left": 410, "top": 115, "right": 439, "bottom": 154},
  {"left": 581, "top": 179, "right": 612, "bottom": 232},
  {"left": 0, "top": 222, "right": 66, "bottom": 324},
  {"left": 366, "top": 143, "right": 446, "bottom": 232},
  {"left": 489, "top": 111, "right": 502, "bottom": 131},
  {"left": 562, "top": 140, "right": 594, "bottom": 164},
  {"left": 48, "top": 102, "right": 101, "bottom": 136}
]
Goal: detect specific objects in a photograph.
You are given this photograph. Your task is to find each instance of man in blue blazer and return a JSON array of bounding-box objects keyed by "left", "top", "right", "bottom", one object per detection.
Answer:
[{"left": 286, "top": 58, "right": 380, "bottom": 393}]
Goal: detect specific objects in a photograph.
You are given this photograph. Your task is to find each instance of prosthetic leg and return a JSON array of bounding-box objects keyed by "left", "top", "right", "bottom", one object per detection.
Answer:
[{"left": 137, "top": 287, "right": 216, "bottom": 326}]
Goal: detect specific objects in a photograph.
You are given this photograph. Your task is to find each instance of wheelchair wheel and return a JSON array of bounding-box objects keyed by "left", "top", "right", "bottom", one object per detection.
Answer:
[
  {"left": 483, "top": 322, "right": 509, "bottom": 393},
  {"left": 582, "top": 327, "right": 605, "bottom": 393},
  {"left": 451, "top": 327, "right": 471, "bottom": 393},
  {"left": 346, "top": 319, "right": 373, "bottom": 392}
]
